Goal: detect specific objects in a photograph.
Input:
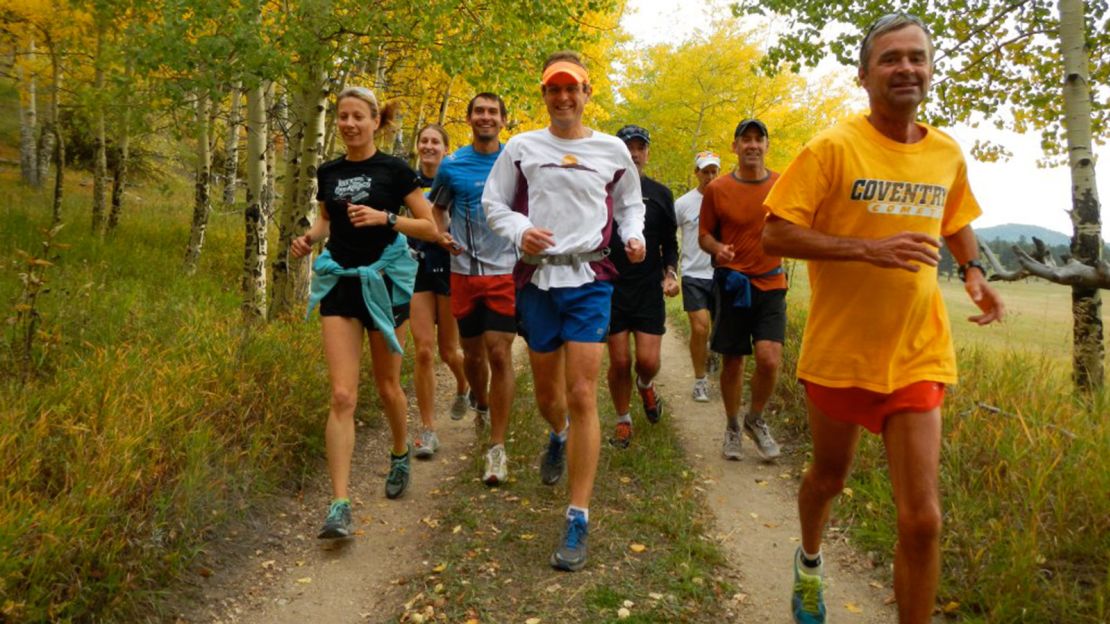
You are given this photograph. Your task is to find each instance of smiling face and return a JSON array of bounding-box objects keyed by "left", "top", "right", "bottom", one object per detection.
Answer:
[
  {"left": 858, "top": 24, "right": 933, "bottom": 117},
  {"left": 417, "top": 127, "right": 447, "bottom": 171},
  {"left": 336, "top": 96, "right": 379, "bottom": 153},
  {"left": 732, "top": 127, "right": 768, "bottom": 173},
  {"left": 542, "top": 76, "right": 590, "bottom": 131},
  {"left": 468, "top": 96, "right": 505, "bottom": 142}
]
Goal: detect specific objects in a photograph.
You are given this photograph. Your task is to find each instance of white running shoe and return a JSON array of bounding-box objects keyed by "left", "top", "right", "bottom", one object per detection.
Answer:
[
  {"left": 744, "top": 417, "right": 782, "bottom": 460},
  {"left": 692, "top": 378, "right": 710, "bottom": 402},
  {"left": 482, "top": 444, "right": 508, "bottom": 486},
  {"left": 722, "top": 428, "right": 743, "bottom": 460},
  {"left": 413, "top": 430, "right": 440, "bottom": 459}
]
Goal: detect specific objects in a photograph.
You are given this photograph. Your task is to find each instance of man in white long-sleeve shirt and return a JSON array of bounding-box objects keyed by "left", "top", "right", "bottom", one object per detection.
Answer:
[{"left": 484, "top": 50, "right": 646, "bottom": 572}]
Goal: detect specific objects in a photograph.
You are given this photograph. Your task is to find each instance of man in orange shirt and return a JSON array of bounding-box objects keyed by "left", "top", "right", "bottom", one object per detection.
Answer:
[
  {"left": 698, "top": 119, "right": 787, "bottom": 463},
  {"left": 762, "top": 13, "right": 1004, "bottom": 624}
]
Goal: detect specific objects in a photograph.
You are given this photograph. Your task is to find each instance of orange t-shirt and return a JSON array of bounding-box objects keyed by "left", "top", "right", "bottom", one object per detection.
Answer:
[
  {"left": 699, "top": 171, "right": 788, "bottom": 291},
  {"left": 764, "top": 115, "right": 981, "bottom": 393}
]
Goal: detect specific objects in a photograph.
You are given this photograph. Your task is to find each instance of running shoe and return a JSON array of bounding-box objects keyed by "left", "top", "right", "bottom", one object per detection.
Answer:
[
  {"left": 692, "top": 378, "right": 710, "bottom": 403},
  {"left": 609, "top": 421, "right": 632, "bottom": 449},
  {"left": 413, "top": 430, "right": 440, "bottom": 459},
  {"left": 483, "top": 444, "right": 508, "bottom": 486},
  {"left": 637, "top": 378, "right": 663, "bottom": 424},
  {"left": 744, "top": 416, "right": 782, "bottom": 460},
  {"left": 791, "top": 547, "right": 827, "bottom": 623},
  {"left": 385, "top": 448, "right": 411, "bottom": 499},
  {"left": 722, "top": 427, "right": 743, "bottom": 460},
  {"left": 474, "top": 406, "right": 490, "bottom": 430},
  {"left": 540, "top": 431, "right": 566, "bottom": 485},
  {"left": 317, "top": 499, "right": 352, "bottom": 539},
  {"left": 550, "top": 510, "right": 589, "bottom": 571},
  {"left": 450, "top": 393, "right": 469, "bottom": 420}
]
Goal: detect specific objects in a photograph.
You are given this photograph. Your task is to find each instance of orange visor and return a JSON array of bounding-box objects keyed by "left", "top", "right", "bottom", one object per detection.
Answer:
[{"left": 541, "top": 61, "right": 589, "bottom": 86}]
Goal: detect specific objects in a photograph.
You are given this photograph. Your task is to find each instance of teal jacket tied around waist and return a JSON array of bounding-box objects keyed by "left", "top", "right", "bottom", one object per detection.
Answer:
[{"left": 306, "top": 234, "right": 418, "bottom": 354}]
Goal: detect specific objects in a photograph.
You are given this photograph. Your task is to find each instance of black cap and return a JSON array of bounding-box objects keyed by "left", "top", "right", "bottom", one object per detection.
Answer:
[
  {"left": 616, "top": 124, "right": 650, "bottom": 145},
  {"left": 734, "top": 118, "right": 768, "bottom": 138}
]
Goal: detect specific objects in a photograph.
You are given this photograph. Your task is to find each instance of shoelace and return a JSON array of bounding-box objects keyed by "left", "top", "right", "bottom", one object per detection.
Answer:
[
  {"left": 326, "top": 502, "right": 348, "bottom": 522},
  {"left": 794, "top": 572, "right": 823, "bottom": 613},
  {"left": 564, "top": 517, "right": 586, "bottom": 549},
  {"left": 388, "top": 456, "right": 410, "bottom": 480}
]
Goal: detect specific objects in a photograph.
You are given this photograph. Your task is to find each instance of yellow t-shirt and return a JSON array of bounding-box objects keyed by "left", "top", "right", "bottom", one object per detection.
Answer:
[{"left": 764, "top": 115, "right": 981, "bottom": 393}]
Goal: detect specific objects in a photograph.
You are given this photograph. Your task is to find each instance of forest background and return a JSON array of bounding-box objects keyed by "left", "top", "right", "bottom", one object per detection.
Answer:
[{"left": 1, "top": 0, "right": 1107, "bottom": 621}]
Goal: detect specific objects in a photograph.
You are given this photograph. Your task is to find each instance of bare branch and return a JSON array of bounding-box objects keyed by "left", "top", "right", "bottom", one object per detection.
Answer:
[
  {"left": 979, "top": 239, "right": 1027, "bottom": 281},
  {"left": 980, "top": 238, "right": 1110, "bottom": 288}
]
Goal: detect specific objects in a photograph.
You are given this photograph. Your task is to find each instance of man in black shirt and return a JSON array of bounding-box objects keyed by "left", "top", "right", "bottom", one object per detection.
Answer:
[{"left": 607, "top": 125, "right": 679, "bottom": 448}]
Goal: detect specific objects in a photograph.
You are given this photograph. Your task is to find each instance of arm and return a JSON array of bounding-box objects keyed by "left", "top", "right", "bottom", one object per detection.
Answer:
[
  {"left": 943, "top": 224, "right": 1005, "bottom": 325},
  {"left": 761, "top": 216, "right": 941, "bottom": 272},
  {"left": 613, "top": 164, "right": 645, "bottom": 262},
  {"left": 291, "top": 201, "right": 330, "bottom": 258},
  {"left": 397, "top": 189, "right": 440, "bottom": 242},
  {"left": 661, "top": 189, "right": 680, "bottom": 296},
  {"left": 432, "top": 202, "right": 460, "bottom": 254},
  {"left": 483, "top": 147, "right": 543, "bottom": 250},
  {"left": 697, "top": 188, "right": 734, "bottom": 264}
]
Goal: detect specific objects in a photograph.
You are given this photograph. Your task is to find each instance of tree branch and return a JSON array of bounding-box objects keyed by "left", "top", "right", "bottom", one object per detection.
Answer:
[{"left": 980, "top": 238, "right": 1110, "bottom": 288}]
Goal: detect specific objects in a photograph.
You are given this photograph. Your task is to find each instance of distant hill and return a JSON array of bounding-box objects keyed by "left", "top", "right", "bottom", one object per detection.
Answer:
[{"left": 976, "top": 224, "right": 1071, "bottom": 246}]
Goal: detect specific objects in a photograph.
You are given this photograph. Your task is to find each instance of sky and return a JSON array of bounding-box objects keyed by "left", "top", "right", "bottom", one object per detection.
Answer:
[{"left": 620, "top": 0, "right": 1108, "bottom": 237}]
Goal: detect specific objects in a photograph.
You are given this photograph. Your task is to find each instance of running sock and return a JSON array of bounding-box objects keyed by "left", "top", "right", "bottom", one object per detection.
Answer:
[
  {"left": 800, "top": 548, "right": 823, "bottom": 569},
  {"left": 391, "top": 447, "right": 409, "bottom": 459},
  {"left": 726, "top": 414, "right": 741, "bottom": 432},
  {"left": 636, "top": 376, "right": 653, "bottom": 390},
  {"left": 567, "top": 505, "right": 589, "bottom": 522},
  {"left": 557, "top": 421, "right": 569, "bottom": 443},
  {"left": 617, "top": 412, "right": 632, "bottom": 425},
  {"left": 696, "top": 376, "right": 707, "bottom": 383},
  {"left": 744, "top": 410, "right": 763, "bottom": 426},
  {"left": 332, "top": 497, "right": 350, "bottom": 506}
]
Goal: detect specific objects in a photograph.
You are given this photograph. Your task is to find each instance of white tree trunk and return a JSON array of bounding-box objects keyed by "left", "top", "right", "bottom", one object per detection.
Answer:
[
  {"left": 107, "top": 58, "right": 132, "bottom": 234},
  {"left": 48, "top": 44, "right": 63, "bottom": 226},
  {"left": 222, "top": 83, "right": 242, "bottom": 205},
  {"left": 242, "top": 82, "right": 269, "bottom": 320},
  {"left": 183, "top": 91, "right": 212, "bottom": 274},
  {"left": 18, "top": 39, "right": 38, "bottom": 186},
  {"left": 1059, "top": 0, "right": 1104, "bottom": 390},
  {"left": 91, "top": 26, "right": 108, "bottom": 234},
  {"left": 269, "top": 84, "right": 305, "bottom": 319}
]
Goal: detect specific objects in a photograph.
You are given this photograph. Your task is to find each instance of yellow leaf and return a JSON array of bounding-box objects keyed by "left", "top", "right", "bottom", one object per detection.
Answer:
[
  {"left": 432, "top": 562, "right": 446, "bottom": 573},
  {"left": 842, "top": 487, "right": 854, "bottom": 498},
  {"left": 629, "top": 543, "right": 647, "bottom": 553},
  {"left": 943, "top": 601, "right": 960, "bottom": 614},
  {"left": 296, "top": 577, "right": 312, "bottom": 584},
  {"left": 844, "top": 602, "right": 862, "bottom": 613},
  {"left": 519, "top": 533, "right": 536, "bottom": 541},
  {"left": 525, "top": 619, "right": 541, "bottom": 624}
]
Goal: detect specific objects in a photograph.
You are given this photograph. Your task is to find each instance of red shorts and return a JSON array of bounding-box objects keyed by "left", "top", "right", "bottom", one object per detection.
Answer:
[
  {"left": 450, "top": 274, "right": 516, "bottom": 320},
  {"left": 802, "top": 380, "right": 946, "bottom": 434}
]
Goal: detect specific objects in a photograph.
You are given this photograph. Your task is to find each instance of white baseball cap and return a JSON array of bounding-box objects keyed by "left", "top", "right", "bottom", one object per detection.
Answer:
[{"left": 694, "top": 151, "right": 721, "bottom": 170}]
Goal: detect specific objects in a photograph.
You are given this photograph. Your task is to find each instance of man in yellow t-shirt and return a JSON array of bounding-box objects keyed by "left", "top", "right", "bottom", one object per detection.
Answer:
[{"left": 762, "top": 13, "right": 1004, "bottom": 624}]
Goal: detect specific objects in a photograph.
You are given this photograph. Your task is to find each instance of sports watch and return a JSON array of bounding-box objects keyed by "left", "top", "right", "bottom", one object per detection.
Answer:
[
  {"left": 386, "top": 212, "right": 398, "bottom": 229},
  {"left": 958, "top": 259, "right": 985, "bottom": 282}
]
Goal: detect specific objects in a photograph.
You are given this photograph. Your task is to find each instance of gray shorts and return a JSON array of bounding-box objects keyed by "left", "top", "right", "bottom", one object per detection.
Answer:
[{"left": 681, "top": 276, "right": 714, "bottom": 312}]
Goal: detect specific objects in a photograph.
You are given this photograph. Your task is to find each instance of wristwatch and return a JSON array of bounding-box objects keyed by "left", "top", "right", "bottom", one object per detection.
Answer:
[
  {"left": 386, "top": 212, "right": 398, "bottom": 229},
  {"left": 958, "top": 259, "right": 985, "bottom": 282}
]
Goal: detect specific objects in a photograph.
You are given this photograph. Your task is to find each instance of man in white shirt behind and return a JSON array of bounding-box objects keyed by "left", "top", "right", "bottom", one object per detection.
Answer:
[
  {"left": 484, "top": 50, "right": 645, "bottom": 572},
  {"left": 674, "top": 151, "right": 721, "bottom": 402}
]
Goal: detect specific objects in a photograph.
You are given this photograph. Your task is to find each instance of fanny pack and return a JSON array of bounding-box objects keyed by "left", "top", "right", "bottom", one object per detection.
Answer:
[{"left": 521, "top": 248, "right": 610, "bottom": 267}]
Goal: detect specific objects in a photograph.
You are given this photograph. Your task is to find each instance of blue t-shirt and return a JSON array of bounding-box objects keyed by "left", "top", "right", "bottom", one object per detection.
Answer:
[{"left": 430, "top": 145, "right": 518, "bottom": 276}]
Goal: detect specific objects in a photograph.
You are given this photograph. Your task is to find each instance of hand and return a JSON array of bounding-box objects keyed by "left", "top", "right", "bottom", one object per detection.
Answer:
[
  {"left": 521, "top": 227, "right": 556, "bottom": 255},
  {"left": 348, "top": 203, "right": 387, "bottom": 228},
  {"left": 438, "top": 232, "right": 463, "bottom": 255},
  {"left": 862, "top": 232, "right": 940, "bottom": 271},
  {"left": 663, "top": 273, "right": 680, "bottom": 297},
  {"left": 625, "top": 238, "right": 646, "bottom": 263},
  {"left": 964, "top": 271, "right": 1005, "bottom": 325},
  {"left": 714, "top": 243, "right": 735, "bottom": 266},
  {"left": 290, "top": 234, "right": 313, "bottom": 258}
]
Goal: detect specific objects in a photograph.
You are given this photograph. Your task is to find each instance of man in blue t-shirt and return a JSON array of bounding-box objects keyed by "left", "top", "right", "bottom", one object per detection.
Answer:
[{"left": 430, "top": 92, "right": 519, "bottom": 487}]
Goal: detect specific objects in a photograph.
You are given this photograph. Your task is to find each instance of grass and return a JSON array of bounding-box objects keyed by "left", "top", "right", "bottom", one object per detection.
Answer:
[
  {"left": 0, "top": 172, "right": 342, "bottom": 621},
  {"left": 397, "top": 369, "right": 733, "bottom": 623}
]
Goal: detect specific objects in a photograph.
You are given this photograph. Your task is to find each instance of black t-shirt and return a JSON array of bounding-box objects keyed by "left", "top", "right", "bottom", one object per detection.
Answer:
[
  {"left": 610, "top": 175, "right": 678, "bottom": 283},
  {"left": 316, "top": 153, "right": 420, "bottom": 267}
]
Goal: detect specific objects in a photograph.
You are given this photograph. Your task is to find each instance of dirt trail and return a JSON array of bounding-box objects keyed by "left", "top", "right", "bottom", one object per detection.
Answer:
[
  {"left": 167, "top": 364, "right": 484, "bottom": 624},
  {"left": 173, "top": 328, "right": 902, "bottom": 623},
  {"left": 654, "top": 323, "right": 896, "bottom": 622}
]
